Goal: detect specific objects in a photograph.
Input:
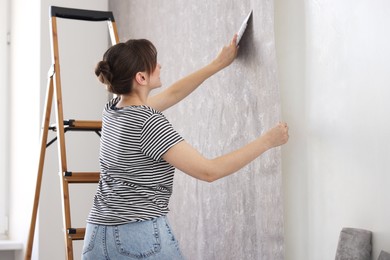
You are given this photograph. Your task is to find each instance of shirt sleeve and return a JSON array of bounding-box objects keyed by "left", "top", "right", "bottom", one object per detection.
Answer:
[{"left": 140, "top": 113, "right": 183, "bottom": 161}]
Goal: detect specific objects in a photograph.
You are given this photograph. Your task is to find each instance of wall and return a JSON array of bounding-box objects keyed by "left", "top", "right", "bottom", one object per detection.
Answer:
[
  {"left": 274, "top": 0, "right": 308, "bottom": 259},
  {"left": 8, "top": 1, "right": 108, "bottom": 260},
  {"left": 275, "top": 0, "right": 390, "bottom": 259},
  {"left": 110, "top": 0, "right": 284, "bottom": 259}
]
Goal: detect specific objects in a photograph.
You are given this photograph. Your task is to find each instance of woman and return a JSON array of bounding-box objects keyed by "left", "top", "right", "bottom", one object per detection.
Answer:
[{"left": 82, "top": 35, "right": 289, "bottom": 259}]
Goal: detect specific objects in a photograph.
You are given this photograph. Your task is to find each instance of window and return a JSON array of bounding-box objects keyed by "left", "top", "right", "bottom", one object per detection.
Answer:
[{"left": 0, "top": 0, "right": 10, "bottom": 239}]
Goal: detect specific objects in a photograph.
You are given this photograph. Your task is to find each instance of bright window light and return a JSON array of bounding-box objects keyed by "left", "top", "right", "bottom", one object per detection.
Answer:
[{"left": 0, "top": 0, "right": 10, "bottom": 239}]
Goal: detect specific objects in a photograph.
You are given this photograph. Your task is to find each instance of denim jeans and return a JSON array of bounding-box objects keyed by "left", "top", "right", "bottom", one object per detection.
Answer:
[{"left": 82, "top": 216, "right": 184, "bottom": 260}]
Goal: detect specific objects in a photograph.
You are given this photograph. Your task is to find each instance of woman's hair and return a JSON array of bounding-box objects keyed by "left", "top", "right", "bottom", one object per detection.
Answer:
[{"left": 95, "top": 39, "right": 157, "bottom": 94}]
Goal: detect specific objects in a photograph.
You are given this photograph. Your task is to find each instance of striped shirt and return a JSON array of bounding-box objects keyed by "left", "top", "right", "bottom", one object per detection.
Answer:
[{"left": 87, "top": 97, "right": 183, "bottom": 225}]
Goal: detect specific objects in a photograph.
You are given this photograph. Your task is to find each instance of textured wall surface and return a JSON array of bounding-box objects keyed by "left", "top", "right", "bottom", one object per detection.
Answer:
[{"left": 109, "top": 1, "right": 283, "bottom": 259}]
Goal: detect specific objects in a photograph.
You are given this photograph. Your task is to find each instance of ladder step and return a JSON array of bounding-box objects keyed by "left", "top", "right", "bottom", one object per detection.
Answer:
[
  {"left": 49, "top": 120, "right": 102, "bottom": 132},
  {"left": 66, "top": 120, "right": 102, "bottom": 130},
  {"left": 64, "top": 171, "right": 100, "bottom": 183},
  {"left": 67, "top": 228, "right": 85, "bottom": 240}
]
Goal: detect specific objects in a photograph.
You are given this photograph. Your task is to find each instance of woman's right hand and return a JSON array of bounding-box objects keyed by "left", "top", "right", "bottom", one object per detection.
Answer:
[
  {"left": 211, "top": 34, "right": 239, "bottom": 70},
  {"left": 263, "top": 122, "right": 290, "bottom": 149}
]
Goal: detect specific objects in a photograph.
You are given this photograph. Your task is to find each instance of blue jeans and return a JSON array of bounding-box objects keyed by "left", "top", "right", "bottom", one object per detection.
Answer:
[{"left": 82, "top": 216, "right": 184, "bottom": 260}]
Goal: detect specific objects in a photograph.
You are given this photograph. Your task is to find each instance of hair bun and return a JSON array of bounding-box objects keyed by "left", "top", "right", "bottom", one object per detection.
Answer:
[
  {"left": 95, "top": 60, "right": 110, "bottom": 76},
  {"left": 95, "top": 60, "right": 113, "bottom": 85}
]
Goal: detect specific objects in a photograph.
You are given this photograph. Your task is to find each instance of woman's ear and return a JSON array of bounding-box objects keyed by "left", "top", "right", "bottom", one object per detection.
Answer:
[{"left": 135, "top": 72, "right": 148, "bottom": 85}]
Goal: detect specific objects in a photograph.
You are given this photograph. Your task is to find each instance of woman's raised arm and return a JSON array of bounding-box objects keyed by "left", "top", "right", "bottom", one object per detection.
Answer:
[{"left": 148, "top": 34, "right": 239, "bottom": 112}]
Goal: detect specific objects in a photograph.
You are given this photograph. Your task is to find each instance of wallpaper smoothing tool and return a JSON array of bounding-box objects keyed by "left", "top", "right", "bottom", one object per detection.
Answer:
[{"left": 236, "top": 10, "right": 253, "bottom": 45}]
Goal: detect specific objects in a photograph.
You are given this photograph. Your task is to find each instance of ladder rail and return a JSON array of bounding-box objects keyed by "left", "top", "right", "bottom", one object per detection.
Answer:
[
  {"left": 50, "top": 15, "right": 75, "bottom": 259},
  {"left": 25, "top": 72, "right": 55, "bottom": 260},
  {"left": 108, "top": 20, "right": 120, "bottom": 45}
]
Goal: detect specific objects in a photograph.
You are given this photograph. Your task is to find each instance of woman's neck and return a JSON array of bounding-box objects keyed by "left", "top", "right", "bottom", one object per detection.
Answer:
[
  {"left": 115, "top": 81, "right": 152, "bottom": 108},
  {"left": 116, "top": 91, "right": 148, "bottom": 108}
]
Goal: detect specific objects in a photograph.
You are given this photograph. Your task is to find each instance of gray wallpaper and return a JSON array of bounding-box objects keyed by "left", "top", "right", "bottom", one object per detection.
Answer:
[{"left": 109, "top": 0, "right": 284, "bottom": 259}]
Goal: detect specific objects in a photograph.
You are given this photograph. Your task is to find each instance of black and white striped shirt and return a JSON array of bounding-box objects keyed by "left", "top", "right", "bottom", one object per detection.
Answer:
[{"left": 87, "top": 97, "right": 183, "bottom": 225}]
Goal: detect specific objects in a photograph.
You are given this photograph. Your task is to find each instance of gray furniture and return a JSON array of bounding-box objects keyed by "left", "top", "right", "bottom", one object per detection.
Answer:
[
  {"left": 378, "top": 250, "right": 390, "bottom": 260},
  {"left": 335, "top": 228, "right": 372, "bottom": 260}
]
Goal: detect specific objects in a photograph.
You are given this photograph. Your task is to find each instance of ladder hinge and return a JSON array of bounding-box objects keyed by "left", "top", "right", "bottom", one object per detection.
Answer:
[
  {"left": 64, "top": 119, "right": 75, "bottom": 127},
  {"left": 68, "top": 228, "right": 76, "bottom": 234},
  {"left": 64, "top": 171, "right": 72, "bottom": 177}
]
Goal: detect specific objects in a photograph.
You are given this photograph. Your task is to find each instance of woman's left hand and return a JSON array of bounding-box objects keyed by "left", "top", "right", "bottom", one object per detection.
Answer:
[{"left": 211, "top": 34, "right": 239, "bottom": 70}]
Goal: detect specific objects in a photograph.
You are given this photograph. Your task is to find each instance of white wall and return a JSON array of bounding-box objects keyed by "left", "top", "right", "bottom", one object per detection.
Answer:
[
  {"left": 275, "top": 0, "right": 390, "bottom": 259},
  {"left": 9, "top": 1, "right": 108, "bottom": 260},
  {"left": 274, "top": 0, "right": 308, "bottom": 259}
]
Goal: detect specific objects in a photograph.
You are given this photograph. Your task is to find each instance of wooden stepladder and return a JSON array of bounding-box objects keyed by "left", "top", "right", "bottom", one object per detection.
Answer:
[{"left": 25, "top": 6, "right": 119, "bottom": 260}]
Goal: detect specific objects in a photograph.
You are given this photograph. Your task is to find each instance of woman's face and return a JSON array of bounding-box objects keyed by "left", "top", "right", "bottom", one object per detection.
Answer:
[{"left": 148, "top": 63, "right": 162, "bottom": 89}]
